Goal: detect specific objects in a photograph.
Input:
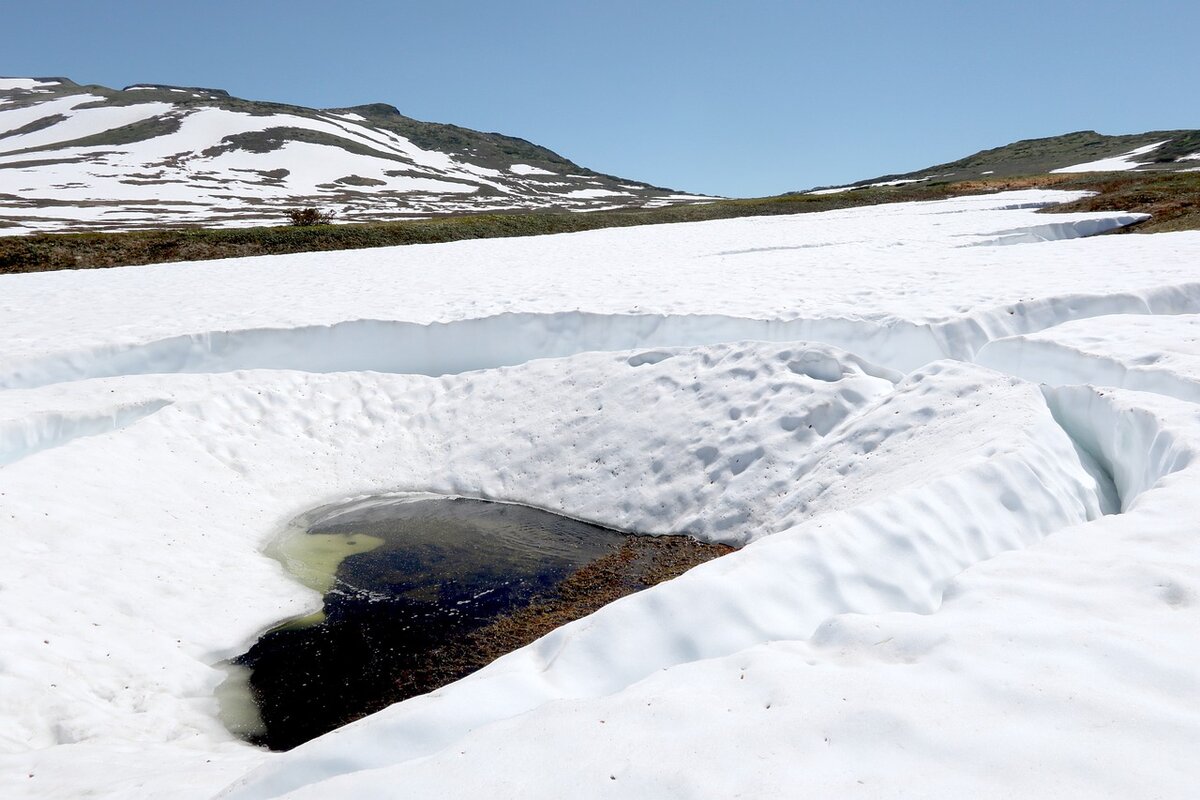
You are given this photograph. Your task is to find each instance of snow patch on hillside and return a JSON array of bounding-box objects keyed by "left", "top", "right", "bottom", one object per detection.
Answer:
[
  {"left": 1051, "top": 140, "right": 1169, "bottom": 173},
  {"left": 806, "top": 176, "right": 932, "bottom": 195},
  {"left": 509, "top": 163, "right": 554, "bottom": 175},
  {"left": 0, "top": 78, "right": 62, "bottom": 91}
]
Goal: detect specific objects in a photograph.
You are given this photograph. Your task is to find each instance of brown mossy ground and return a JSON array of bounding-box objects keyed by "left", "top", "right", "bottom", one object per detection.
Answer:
[{"left": 4, "top": 172, "right": 1196, "bottom": 276}]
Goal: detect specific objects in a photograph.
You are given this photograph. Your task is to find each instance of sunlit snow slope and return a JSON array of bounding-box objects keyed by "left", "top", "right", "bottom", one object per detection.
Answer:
[
  {"left": 0, "top": 77, "right": 709, "bottom": 234},
  {"left": 1, "top": 190, "right": 1199, "bottom": 799}
]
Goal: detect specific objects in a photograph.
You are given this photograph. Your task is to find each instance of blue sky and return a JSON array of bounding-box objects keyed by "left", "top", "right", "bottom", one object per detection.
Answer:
[{"left": 5, "top": 0, "right": 1198, "bottom": 197}]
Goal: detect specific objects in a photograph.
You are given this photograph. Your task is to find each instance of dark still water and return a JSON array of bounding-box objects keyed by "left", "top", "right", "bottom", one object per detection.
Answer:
[{"left": 225, "top": 495, "right": 732, "bottom": 751}]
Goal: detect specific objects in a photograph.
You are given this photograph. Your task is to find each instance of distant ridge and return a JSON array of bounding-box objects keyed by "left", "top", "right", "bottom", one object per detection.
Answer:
[
  {"left": 0, "top": 77, "right": 712, "bottom": 235},
  {"left": 805, "top": 129, "right": 1200, "bottom": 194}
]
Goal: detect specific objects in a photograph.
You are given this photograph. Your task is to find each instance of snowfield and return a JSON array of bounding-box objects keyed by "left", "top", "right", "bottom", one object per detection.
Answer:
[{"left": 2, "top": 191, "right": 1200, "bottom": 798}]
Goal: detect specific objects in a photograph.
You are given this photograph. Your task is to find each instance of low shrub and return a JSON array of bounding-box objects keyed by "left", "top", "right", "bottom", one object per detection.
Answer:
[{"left": 286, "top": 208, "right": 336, "bottom": 226}]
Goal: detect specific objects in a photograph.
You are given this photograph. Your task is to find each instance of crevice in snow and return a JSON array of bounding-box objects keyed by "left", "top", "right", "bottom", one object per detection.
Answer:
[
  {"left": 977, "top": 325, "right": 1200, "bottom": 407},
  {"left": 0, "top": 399, "right": 171, "bottom": 466},
  {"left": 953, "top": 283, "right": 1200, "bottom": 362},
  {"left": 964, "top": 215, "right": 1146, "bottom": 246},
  {"left": 1042, "top": 385, "right": 1193, "bottom": 511},
  {"left": 4, "top": 281, "right": 1200, "bottom": 392},
  {"left": 0, "top": 313, "right": 925, "bottom": 389},
  {"left": 1039, "top": 397, "right": 1122, "bottom": 514}
]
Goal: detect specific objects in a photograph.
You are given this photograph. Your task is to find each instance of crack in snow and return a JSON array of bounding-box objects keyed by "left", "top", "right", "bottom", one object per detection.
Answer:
[
  {"left": 3, "top": 278, "right": 1200, "bottom": 393},
  {"left": 0, "top": 399, "right": 172, "bottom": 466}
]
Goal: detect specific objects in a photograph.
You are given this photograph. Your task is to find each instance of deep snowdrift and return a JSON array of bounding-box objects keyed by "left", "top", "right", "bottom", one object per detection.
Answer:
[{"left": 2, "top": 191, "right": 1199, "bottom": 799}]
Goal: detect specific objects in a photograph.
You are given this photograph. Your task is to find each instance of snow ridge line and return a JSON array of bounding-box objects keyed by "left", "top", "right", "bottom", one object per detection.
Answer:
[{"left": 2, "top": 281, "right": 1199, "bottom": 392}]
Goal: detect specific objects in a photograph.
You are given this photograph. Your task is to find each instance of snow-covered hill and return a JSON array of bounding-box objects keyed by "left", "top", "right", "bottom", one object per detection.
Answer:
[
  {"left": 2, "top": 190, "right": 1199, "bottom": 799},
  {"left": 0, "top": 77, "right": 710, "bottom": 234}
]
